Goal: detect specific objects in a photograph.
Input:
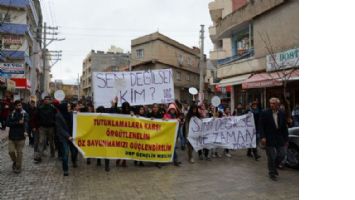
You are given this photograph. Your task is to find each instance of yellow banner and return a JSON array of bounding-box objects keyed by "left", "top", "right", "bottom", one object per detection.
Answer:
[{"left": 73, "top": 113, "right": 178, "bottom": 162}]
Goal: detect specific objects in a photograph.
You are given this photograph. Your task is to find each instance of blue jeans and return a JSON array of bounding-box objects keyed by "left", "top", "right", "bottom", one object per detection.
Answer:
[
  {"left": 61, "top": 141, "right": 69, "bottom": 172},
  {"left": 178, "top": 126, "right": 185, "bottom": 148}
]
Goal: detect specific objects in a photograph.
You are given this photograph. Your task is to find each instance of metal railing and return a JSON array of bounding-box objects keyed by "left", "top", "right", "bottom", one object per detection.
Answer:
[{"left": 217, "top": 48, "right": 254, "bottom": 66}]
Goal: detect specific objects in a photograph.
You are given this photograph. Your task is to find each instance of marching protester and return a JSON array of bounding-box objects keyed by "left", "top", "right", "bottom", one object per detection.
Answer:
[
  {"left": 260, "top": 97, "right": 289, "bottom": 181},
  {"left": 54, "top": 102, "right": 74, "bottom": 176},
  {"left": 6, "top": 100, "right": 29, "bottom": 174},
  {"left": 95, "top": 106, "right": 111, "bottom": 172},
  {"left": 223, "top": 107, "right": 232, "bottom": 158},
  {"left": 246, "top": 101, "right": 261, "bottom": 161},
  {"left": 35, "top": 96, "right": 57, "bottom": 163},
  {"left": 1, "top": 96, "right": 12, "bottom": 130},
  {"left": 147, "top": 103, "right": 164, "bottom": 169},
  {"left": 197, "top": 104, "right": 210, "bottom": 161},
  {"left": 27, "top": 100, "right": 39, "bottom": 149},
  {"left": 116, "top": 101, "right": 133, "bottom": 168},
  {"left": 134, "top": 105, "right": 146, "bottom": 167},
  {"left": 163, "top": 103, "right": 182, "bottom": 166},
  {"left": 184, "top": 104, "right": 200, "bottom": 164}
]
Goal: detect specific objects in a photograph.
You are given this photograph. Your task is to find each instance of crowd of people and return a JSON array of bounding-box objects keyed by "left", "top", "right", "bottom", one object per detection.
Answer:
[{"left": 1, "top": 95, "right": 297, "bottom": 181}]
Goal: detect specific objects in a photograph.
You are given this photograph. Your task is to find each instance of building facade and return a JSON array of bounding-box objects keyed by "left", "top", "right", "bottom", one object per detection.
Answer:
[
  {"left": 80, "top": 49, "right": 130, "bottom": 97},
  {"left": 0, "top": 0, "right": 43, "bottom": 101},
  {"left": 131, "top": 32, "right": 201, "bottom": 103},
  {"left": 208, "top": 0, "right": 299, "bottom": 110}
]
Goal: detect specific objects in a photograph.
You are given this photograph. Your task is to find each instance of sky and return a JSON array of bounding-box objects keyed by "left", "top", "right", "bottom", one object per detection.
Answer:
[{"left": 41, "top": 0, "right": 214, "bottom": 84}]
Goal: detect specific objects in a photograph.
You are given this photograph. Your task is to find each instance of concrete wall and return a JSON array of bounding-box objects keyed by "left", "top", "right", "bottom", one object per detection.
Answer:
[{"left": 253, "top": 0, "right": 299, "bottom": 58}]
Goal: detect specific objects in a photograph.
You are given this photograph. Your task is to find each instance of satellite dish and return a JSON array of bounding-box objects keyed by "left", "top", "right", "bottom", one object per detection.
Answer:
[
  {"left": 54, "top": 90, "right": 65, "bottom": 101},
  {"left": 211, "top": 96, "right": 221, "bottom": 107},
  {"left": 188, "top": 87, "right": 198, "bottom": 95}
]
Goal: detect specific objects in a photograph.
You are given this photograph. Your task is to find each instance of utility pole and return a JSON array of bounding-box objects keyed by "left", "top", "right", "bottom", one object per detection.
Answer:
[
  {"left": 41, "top": 22, "right": 65, "bottom": 96},
  {"left": 199, "top": 25, "right": 205, "bottom": 104}
]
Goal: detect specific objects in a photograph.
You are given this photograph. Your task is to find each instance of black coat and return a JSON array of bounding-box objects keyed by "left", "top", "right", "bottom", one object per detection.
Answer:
[
  {"left": 55, "top": 112, "right": 71, "bottom": 143},
  {"left": 259, "top": 109, "right": 289, "bottom": 147},
  {"left": 7, "top": 109, "right": 28, "bottom": 141}
]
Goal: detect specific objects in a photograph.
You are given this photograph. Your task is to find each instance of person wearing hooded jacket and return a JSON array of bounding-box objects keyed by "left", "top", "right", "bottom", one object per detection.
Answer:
[
  {"left": 163, "top": 103, "right": 181, "bottom": 167},
  {"left": 55, "top": 103, "right": 74, "bottom": 176}
]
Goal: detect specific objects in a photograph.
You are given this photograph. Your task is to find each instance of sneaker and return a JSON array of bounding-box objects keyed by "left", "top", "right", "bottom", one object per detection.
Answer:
[
  {"left": 12, "top": 162, "right": 16, "bottom": 170},
  {"left": 14, "top": 168, "right": 21, "bottom": 174},
  {"left": 105, "top": 166, "right": 110, "bottom": 172},
  {"left": 155, "top": 163, "right": 162, "bottom": 169},
  {"left": 211, "top": 153, "right": 216, "bottom": 158},
  {"left": 199, "top": 155, "right": 204, "bottom": 160},
  {"left": 269, "top": 174, "right": 277, "bottom": 181},
  {"left": 216, "top": 152, "right": 222, "bottom": 158},
  {"left": 174, "top": 161, "right": 181, "bottom": 167},
  {"left": 205, "top": 157, "right": 211, "bottom": 161},
  {"left": 225, "top": 153, "right": 232, "bottom": 158},
  {"left": 189, "top": 158, "right": 195, "bottom": 164},
  {"left": 254, "top": 155, "right": 261, "bottom": 161},
  {"left": 34, "top": 158, "right": 42, "bottom": 164},
  {"left": 63, "top": 171, "right": 69, "bottom": 176}
]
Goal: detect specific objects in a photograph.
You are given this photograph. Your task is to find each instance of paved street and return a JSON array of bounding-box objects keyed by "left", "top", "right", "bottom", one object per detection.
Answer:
[{"left": 0, "top": 134, "right": 298, "bottom": 200}]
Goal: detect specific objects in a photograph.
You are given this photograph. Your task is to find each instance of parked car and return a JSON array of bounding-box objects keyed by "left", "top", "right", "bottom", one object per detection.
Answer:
[{"left": 285, "top": 127, "right": 299, "bottom": 169}]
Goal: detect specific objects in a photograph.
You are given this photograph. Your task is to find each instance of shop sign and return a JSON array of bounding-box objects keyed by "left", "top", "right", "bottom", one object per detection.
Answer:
[
  {"left": 266, "top": 48, "right": 299, "bottom": 72},
  {"left": 0, "top": 63, "right": 25, "bottom": 74},
  {"left": 3, "top": 35, "right": 23, "bottom": 45}
]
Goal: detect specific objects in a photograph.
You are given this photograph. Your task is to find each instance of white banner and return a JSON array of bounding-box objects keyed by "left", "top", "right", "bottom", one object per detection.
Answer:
[
  {"left": 187, "top": 113, "right": 256, "bottom": 151},
  {"left": 93, "top": 69, "right": 175, "bottom": 108}
]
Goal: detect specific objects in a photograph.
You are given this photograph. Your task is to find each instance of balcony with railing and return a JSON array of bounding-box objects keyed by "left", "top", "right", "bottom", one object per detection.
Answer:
[
  {"left": 217, "top": 48, "right": 254, "bottom": 66},
  {"left": 210, "top": 49, "right": 228, "bottom": 61}
]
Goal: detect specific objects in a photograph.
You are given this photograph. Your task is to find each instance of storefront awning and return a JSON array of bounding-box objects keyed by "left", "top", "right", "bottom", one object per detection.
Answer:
[
  {"left": 10, "top": 78, "right": 31, "bottom": 90},
  {"left": 217, "top": 73, "right": 252, "bottom": 87},
  {"left": 242, "top": 69, "right": 299, "bottom": 89}
]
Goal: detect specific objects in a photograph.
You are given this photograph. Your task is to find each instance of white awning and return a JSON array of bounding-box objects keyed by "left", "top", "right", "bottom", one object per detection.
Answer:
[{"left": 217, "top": 73, "right": 252, "bottom": 87}]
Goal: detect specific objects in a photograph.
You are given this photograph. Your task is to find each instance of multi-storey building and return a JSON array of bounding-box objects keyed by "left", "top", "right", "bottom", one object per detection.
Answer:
[
  {"left": 0, "top": 0, "right": 43, "bottom": 100},
  {"left": 80, "top": 49, "right": 130, "bottom": 97},
  {"left": 130, "top": 32, "right": 201, "bottom": 103},
  {"left": 209, "top": 0, "right": 299, "bottom": 110}
]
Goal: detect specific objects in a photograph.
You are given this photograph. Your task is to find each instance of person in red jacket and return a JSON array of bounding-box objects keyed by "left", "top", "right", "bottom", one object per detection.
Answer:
[{"left": 163, "top": 103, "right": 181, "bottom": 166}]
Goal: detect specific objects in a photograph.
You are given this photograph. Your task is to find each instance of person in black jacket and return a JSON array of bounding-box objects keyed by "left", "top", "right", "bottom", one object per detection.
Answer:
[
  {"left": 35, "top": 96, "right": 57, "bottom": 162},
  {"left": 260, "top": 97, "right": 289, "bottom": 181},
  {"left": 55, "top": 103, "right": 73, "bottom": 176},
  {"left": 6, "top": 100, "right": 29, "bottom": 174},
  {"left": 247, "top": 101, "right": 261, "bottom": 161}
]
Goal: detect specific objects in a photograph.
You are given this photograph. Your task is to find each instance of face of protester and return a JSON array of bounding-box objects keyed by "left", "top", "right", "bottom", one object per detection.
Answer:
[
  {"left": 30, "top": 101, "right": 36, "bottom": 108},
  {"left": 88, "top": 106, "right": 95, "bottom": 112},
  {"left": 152, "top": 104, "right": 159, "bottom": 113},
  {"left": 44, "top": 97, "right": 51, "bottom": 105},
  {"left": 270, "top": 99, "right": 279, "bottom": 111},
  {"left": 74, "top": 104, "right": 81, "bottom": 112},
  {"left": 225, "top": 108, "right": 231, "bottom": 115},
  {"left": 67, "top": 103, "right": 72, "bottom": 112},
  {"left": 15, "top": 103, "right": 22, "bottom": 111},
  {"left": 139, "top": 107, "right": 145, "bottom": 115},
  {"left": 169, "top": 109, "right": 176, "bottom": 115},
  {"left": 252, "top": 104, "right": 257, "bottom": 110},
  {"left": 237, "top": 104, "right": 243, "bottom": 110}
]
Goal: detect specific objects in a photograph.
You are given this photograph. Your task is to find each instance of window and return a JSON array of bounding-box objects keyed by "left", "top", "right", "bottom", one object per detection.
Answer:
[
  {"left": 178, "top": 54, "right": 184, "bottom": 65},
  {"left": 232, "top": 24, "right": 254, "bottom": 56},
  {"left": 187, "top": 57, "right": 192, "bottom": 66},
  {"left": 176, "top": 72, "right": 181, "bottom": 81},
  {"left": 186, "top": 74, "right": 190, "bottom": 81},
  {"left": 0, "top": 13, "right": 11, "bottom": 23},
  {"left": 136, "top": 49, "right": 144, "bottom": 59}
]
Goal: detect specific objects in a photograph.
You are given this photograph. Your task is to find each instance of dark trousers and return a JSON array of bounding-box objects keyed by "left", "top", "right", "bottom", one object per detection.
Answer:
[
  {"left": 266, "top": 146, "right": 286, "bottom": 176},
  {"left": 198, "top": 149, "right": 209, "bottom": 158},
  {"left": 97, "top": 159, "right": 110, "bottom": 167},
  {"left": 61, "top": 141, "right": 69, "bottom": 172},
  {"left": 69, "top": 142, "right": 78, "bottom": 163}
]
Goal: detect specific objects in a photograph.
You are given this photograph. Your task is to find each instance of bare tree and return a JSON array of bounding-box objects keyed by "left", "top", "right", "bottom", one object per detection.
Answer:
[{"left": 258, "top": 31, "right": 299, "bottom": 121}]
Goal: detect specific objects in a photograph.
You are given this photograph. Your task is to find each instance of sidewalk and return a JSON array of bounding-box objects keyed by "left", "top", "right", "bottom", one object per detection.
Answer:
[{"left": 0, "top": 128, "right": 9, "bottom": 147}]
